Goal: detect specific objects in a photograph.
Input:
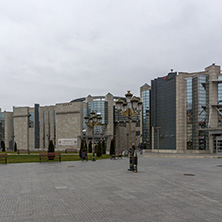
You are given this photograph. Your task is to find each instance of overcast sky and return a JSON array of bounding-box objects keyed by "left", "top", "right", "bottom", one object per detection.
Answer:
[{"left": 1, "top": 0, "right": 222, "bottom": 111}]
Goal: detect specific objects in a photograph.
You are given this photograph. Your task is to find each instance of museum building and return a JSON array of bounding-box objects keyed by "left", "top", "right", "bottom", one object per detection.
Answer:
[{"left": 9, "top": 93, "right": 142, "bottom": 152}]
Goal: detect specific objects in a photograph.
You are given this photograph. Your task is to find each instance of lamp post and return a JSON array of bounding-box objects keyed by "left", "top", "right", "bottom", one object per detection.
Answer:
[
  {"left": 155, "top": 126, "right": 161, "bottom": 154},
  {"left": 84, "top": 110, "right": 102, "bottom": 161},
  {"left": 116, "top": 91, "right": 142, "bottom": 171}
]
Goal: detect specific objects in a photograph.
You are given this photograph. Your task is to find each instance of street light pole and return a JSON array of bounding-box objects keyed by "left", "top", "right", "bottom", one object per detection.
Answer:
[
  {"left": 92, "top": 124, "right": 95, "bottom": 161},
  {"left": 85, "top": 111, "right": 102, "bottom": 161},
  {"left": 116, "top": 91, "right": 142, "bottom": 171},
  {"left": 155, "top": 126, "right": 161, "bottom": 154}
]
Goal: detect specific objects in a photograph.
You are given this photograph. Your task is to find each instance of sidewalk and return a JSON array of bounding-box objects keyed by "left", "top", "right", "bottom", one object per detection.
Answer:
[
  {"left": 0, "top": 156, "right": 222, "bottom": 221},
  {"left": 143, "top": 149, "right": 222, "bottom": 159}
]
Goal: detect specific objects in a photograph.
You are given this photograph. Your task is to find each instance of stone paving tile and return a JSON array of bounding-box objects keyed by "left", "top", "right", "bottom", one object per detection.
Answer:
[{"left": 0, "top": 156, "right": 222, "bottom": 221}]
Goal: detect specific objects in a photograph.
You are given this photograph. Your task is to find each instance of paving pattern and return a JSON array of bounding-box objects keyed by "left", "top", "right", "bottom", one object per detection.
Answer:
[{"left": 0, "top": 154, "right": 222, "bottom": 222}]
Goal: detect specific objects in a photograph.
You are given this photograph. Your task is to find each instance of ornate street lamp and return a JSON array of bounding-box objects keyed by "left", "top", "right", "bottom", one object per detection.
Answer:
[
  {"left": 116, "top": 91, "right": 142, "bottom": 171},
  {"left": 84, "top": 111, "right": 102, "bottom": 161}
]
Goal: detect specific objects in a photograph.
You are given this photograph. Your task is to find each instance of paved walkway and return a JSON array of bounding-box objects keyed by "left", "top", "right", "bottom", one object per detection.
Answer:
[
  {"left": 143, "top": 150, "right": 222, "bottom": 159},
  {"left": 0, "top": 155, "right": 222, "bottom": 222}
]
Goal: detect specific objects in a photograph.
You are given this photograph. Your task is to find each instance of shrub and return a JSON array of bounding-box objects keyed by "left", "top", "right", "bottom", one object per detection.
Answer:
[
  {"left": 96, "top": 141, "right": 102, "bottom": 157},
  {"left": 48, "top": 140, "right": 55, "bottom": 152},
  {"left": 79, "top": 140, "right": 84, "bottom": 159},
  {"left": 1, "top": 141, "right": 5, "bottom": 152},
  {"left": 95, "top": 144, "right": 98, "bottom": 155},
  {"left": 14, "top": 142, "right": 17, "bottom": 152},
  {"left": 48, "top": 140, "right": 55, "bottom": 160},
  {"left": 110, "top": 138, "right": 115, "bottom": 156},
  {"left": 82, "top": 141, "right": 88, "bottom": 160},
  {"left": 84, "top": 140, "right": 88, "bottom": 153},
  {"left": 102, "top": 140, "right": 106, "bottom": 155},
  {"left": 88, "top": 141, "right": 92, "bottom": 153}
]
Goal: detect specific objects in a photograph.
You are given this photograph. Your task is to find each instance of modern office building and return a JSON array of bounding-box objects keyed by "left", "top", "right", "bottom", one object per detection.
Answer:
[
  {"left": 151, "top": 64, "right": 222, "bottom": 153},
  {"left": 12, "top": 93, "right": 141, "bottom": 152}
]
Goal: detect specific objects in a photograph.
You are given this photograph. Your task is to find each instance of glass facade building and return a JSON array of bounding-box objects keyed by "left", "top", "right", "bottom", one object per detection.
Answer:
[
  {"left": 151, "top": 73, "right": 177, "bottom": 150},
  {"left": 87, "top": 101, "right": 108, "bottom": 135},
  {"left": 218, "top": 75, "right": 222, "bottom": 105},
  {"left": 218, "top": 76, "right": 222, "bottom": 126},
  {"left": 142, "top": 90, "right": 150, "bottom": 147},
  {"left": 186, "top": 78, "right": 193, "bottom": 149},
  {"left": 82, "top": 108, "right": 87, "bottom": 131},
  {"left": 186, "top": 75, "right": 209, "bottom": 150}
]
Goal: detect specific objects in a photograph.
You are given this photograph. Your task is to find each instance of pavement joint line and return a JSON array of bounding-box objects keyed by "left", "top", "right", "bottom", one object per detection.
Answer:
[
  {"left": 144, "top": 155, "right": 219, "bottom": 158},
  {"left": 1, "top": 154, "right": 222, "bottom": 221}
]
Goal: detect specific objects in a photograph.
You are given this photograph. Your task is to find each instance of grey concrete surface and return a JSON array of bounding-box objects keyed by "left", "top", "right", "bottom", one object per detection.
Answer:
[{"left": 0, "top": 155, "right": 222, "bottom": 222}]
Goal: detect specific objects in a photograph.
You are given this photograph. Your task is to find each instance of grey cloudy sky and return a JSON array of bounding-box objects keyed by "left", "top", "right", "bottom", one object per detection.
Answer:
[{"left": 1, "top": 0, "right": 222, "bottom": 111}]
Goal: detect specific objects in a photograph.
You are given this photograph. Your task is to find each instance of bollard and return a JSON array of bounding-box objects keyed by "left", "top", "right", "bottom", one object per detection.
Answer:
[
  {"left": 132, "top": 153, "right": 138, "bottom": 172},
  {"left": 92, "top": 152, "right": 96, "bottom": 161},
  {"left": 128, "top": 155, "right": 134, "bottom": 171}
]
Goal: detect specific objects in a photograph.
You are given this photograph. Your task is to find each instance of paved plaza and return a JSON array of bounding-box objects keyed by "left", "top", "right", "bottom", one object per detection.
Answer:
[{"left": 0, "top": 154, "right": 222, "bottom": 222}]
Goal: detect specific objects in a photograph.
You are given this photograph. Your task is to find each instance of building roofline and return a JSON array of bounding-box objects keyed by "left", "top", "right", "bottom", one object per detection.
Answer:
[{"left": 71, "top": 96, "right": 126, "bottom": 103}]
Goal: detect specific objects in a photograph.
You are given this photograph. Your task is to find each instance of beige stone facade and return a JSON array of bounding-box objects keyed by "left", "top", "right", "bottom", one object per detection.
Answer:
[
  {"left": 176, "top": 64, "right": 221, "bottom": 153},
  {"left": 115, "top": 121, "right": 141, "bottom": 151},
  {"left": 55, "top": 102, "right": 83, "bottom": 150},
  {"left": 13, "top": 107, "right": 30, "bottom": 150},
  {"left": 39, "top": 105, "right": 56, "bottom": 150},
  {"left": 11, "top": 93, "right": 141, "bottom": 152},
  {"left": 13, "top": 103, "right": 83, "bottom": 151}
]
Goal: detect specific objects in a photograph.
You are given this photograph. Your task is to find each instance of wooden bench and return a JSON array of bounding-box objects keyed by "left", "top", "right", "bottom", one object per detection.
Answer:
[
  {"left": 111, "top": 152, "right": 122, "bottom": 160},
  {"left": 65, "top": 148, "right": 78, "bottom": 153},
  {"left": 116, "top": 151, "right": 122, "bottom": 159},
  {"left": 0, "top": 153, "right": 7, "bottom": 164},
  {"left": 17, "top": 150, "right": 30, "bottom": 155},
  {"left": 122, "top": 150, "right": 129, "bottom": 158},
  {"left": 39, "top": 152, "right": 61, "bottom": 162}
]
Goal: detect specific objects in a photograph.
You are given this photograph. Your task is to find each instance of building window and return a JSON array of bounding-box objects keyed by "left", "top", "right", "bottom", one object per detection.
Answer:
[
  {"left": 82, "top": 108, "right": 87, "bottom": 130},
  {"left": 186, "top": 75, "right": 209, "bottom": 150},
  {"left": 87, "top": 101, "right": 108, "bottom": 124},
  {"left": 87, "top": 101, "right": 108, "bottom": 134},
  {"left": 218, "top": 76, "right": 222, "bottom": 126},
  {"left": 29, "top": 112, "right": 34, "bottom": 128},
  {"left": 142, "top": 90, "right": 150, "bottom": 146},
  {"left": 186, "top": 78, "right": 193, "bottom": 150},
  {"left": 136, "top": 131, "right": 140, "bottom": 136}
]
